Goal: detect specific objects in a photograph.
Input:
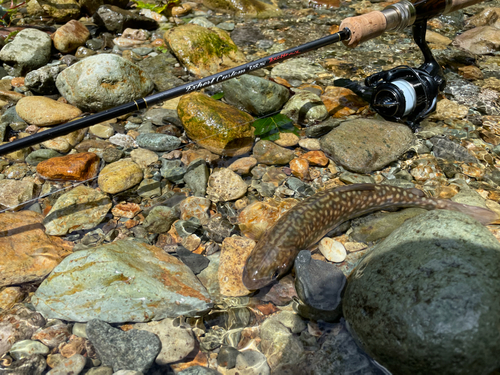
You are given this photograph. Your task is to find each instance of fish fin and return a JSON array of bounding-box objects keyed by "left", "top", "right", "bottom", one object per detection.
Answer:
[{"left": 441, "top": 201, "right": 498, "bottom": 225}]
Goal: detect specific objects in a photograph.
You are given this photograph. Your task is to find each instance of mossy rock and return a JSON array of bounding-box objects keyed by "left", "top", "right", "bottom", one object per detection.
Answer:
[
  {"left": 178, "top": 92, "right": 254, "bottom": 157},
  {"left": 165, "top": 24, "right": 246, "bottom": 77}
]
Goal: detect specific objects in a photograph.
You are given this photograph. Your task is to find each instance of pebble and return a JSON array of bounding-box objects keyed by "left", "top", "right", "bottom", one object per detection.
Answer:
[
  {"left": 93, "top": 5, "right": 158, "bottom": 34},
  {"left": 52, "top": 20, "right": 90, "bottom": 53},
  {"left": 224, "top": 350, "right": 270, "bottom": 375},
  {"left": 429, "top": 98, "right": 469, "bottom": 120},
  {"left": 87, "top": 319, "right": 161, "bottom": 373},
  {"left": 112, "top": 202, "right": 141, "bottom": 218},
  {"left": 142, "top": 206, "right": 178, "bottom": 233},
  {"left": 320, "top": 86, "right": 368, "bottom": 118},
  {"left": 298, "top": 138, "right": 321, "bottom": 151},
  {"left": 31, "top": 324, "right": 71, "bottom": 348},
  {"left": 25, "top": 149, "right": 63, "bottom": 166},
  {"left": 301, "top": 150, "right": 329, "bottom": 166},
  {"left": 252, "top": 140, "right": 295, "bottom": 165},
  {"left": 0, "top": 286, "right": 25, "bottom": 310},
  {"left": 40, "top": 128, "right": 87, "bottom": 153},
  {"left": 179, "top": 196, "right": 211, "bottom": 224},
  {"left": 185, "top": 161, "right": 210, "bottom": 196},
  {"left": 136, "top": 133, "right": 181, "bottom": 152},
  {"left": 289, "top": 157, "right": 309, "bottom": 179},
  {"left": 453, "top": 26, "right": 500, "bottom": 55},
  {"left": 228, "top": 157, "right": 258, "bottom": 174},
  {"left": 318, "top": 238, "right": 347, "bottom": 262},
  {"left": 130, "top": 148, "right": 159, "bottom": 169},
  {"left": 36, "top": 152, "right": 100, "bottom": 181},
  {"left": 271, "top": 57, "right": 327, "bottom": 83},
  {"left": 15, "top": 96, "right": 82, "bottom": 126},
  {"left": 46, "top": 354, "right": 86, "bottom": 375},
  {"left": 58, "top": 335, "right": 86, "bottom": 358},
  {"left": 9, "top": 340, "right": 50, "bottom": 360},
  {"left": 109, "top": 133, "right": 137, "bottom": 149},
  {"left": 218, "top": 236, "right": 255, "bottom": 296},
  {"left": 32, "top": 240, "right": 212, "bottom": 322},
  {"left": 43, "top": 185, "right": 112, "bottom": 235},
  {"left": 274, "top": 132, "right": 299, "bottom": 147},
  {"left": 25, "top": 65, "right": 66, "bottom": 95},
  {"left": 89, "top": 123, "right": 115, "bottom": 139},
  {"left": 0, "top": 179, "right": 34, "bottom": 210},
  {"left": 281, "top": 89, "right": 329, "bottom": 125},
  {"left": 137, "top": 179, "right": 161, "bottom": 198},
  {"left": 206, "top": 168, "right": 248, "bottom": 202},
  {"left": 98, "top": 159, "right": 143, "bottom": 194}
]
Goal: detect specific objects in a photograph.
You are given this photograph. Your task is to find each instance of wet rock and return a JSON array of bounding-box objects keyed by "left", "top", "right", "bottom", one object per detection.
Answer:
[
  {"left": 16, "top": 96, "right": 82, "bottom": 127},
  {"left": 36, "top": 152, "right": 100, "bottom": 181},
  {"left": 301, "top": 150, "right": 328, "bottom": 166},
  {"left": 321, "top": 86, "right": 368, "bottom": 118},
  {"left": 176, "top": 246, "right": 209, "bottom": 274},
  {"left": 274, "top": 132, "right": 299, "bottom": 148},
  {"left": 262, "top": 275, "right": 297, "bottom": 306},
  {"left": 223, "top": 350, "right": 270, "bottom": 375},
  {"left": 343, "top": 210, "right": 500, "bottom": 375},
  {"left": 318, "top": 238, "right": 346, "bottom": 262},
  {"left": 9, "top": 340, "right": 50, "bottom": 360},
  {"left": 429, "top": 98, "right": 469, "bottom": 120},
  {"left": 179, "top": 196, "right": 211, "bottom": 224},
  {"left": 0, "top": 29, "right": 51, "bottom": 76},
  {"left": 0, "top": 179, "right": 34, "bottom": 210},
  {"left": 136, "top": 133, "right": 181, "bottom": 152},
  {"left": 178, "top": 366, "right": 222, "bottom": 375},
  {"left": 32, "top": 240, "right": 212, "bottom": 322},
  {"left": 0, "top": 305, "right": 46, "bottom": 357},
  {"left": 206, "top": 168, "right": 247, "bottom": 202},
  {"left": 184, "top": 161, "right": 209, "bottom": 197},
  {"left": 204, "top": 216, "right": 235, "bottom": 242},
  {"left": 56, "top": 54, "right": 154, "bottom": 112},
  {"left": 109, "top": 133, "right": 137, "bottom": 149},
  {"left": 87, "top": 319, "right": 160, "bottom": 373},
  {"left": 0, "top": 354, "right": 47, "bottom": 374},
  {"left": 294, "top": 250, "right": 345, "bottom": 312},
  {"left": 46, "top": 354, "right": 86, "bottom": 375},
  {"left": 31, "top": 324, "right": 71, "bottom": 348},
  {"left": 219, "top": 236, "right": 255, "bottom": 296},
  {"left": 165, "top": 24, "right": 246, "bottom": 77},
  {"left": 320, "top": 119, "right": 415, "bottom": 173},
  {"left": 271, "top": 58, "right": 327, "bottom": 84},
  {"left": 178, "top": 92, "right": 254, "bottom": 157},
  {"left": 43, "top": 185, "right": 112, "bottom": 236},
  {"left": 203, "top": 0, "right": 280, "bottom": 18},
  {"left": 130, "top": 148, "right": 158, "bottom": 169},
  {"left": 289, "top": 157, "right": 309, "bottom": 179},
  {"left": 98, "top": 159, "right": 143, "bottom": 194},
  {"left": 0, "top": 287, "right": 25, "bottom": 310},
  {"left": 134, "top": 318, "right": 195, "bottom": 365},
  {"left": 138, "top": 53, "right": 183, "bottom": 92},
  {"left": 429, "top": 136, "right": 478, "bottom": 163},
  {"left": 281, "top": 89, "right": 328, "bottom": 125},
  {"left": 189, "top": 17, "right": 215, "bottom": 28},
  {"left": 27, "top": 0, "right": 80, "bottom": 22},
  {"left": 40, "top": 127, "right": 87, "bottom": 154},
  {"left": 90, "top": 123, "right": 115, "bottom": 138},
  {"left": 143, "top": 206, "right": 178, "bottom": 233},
  {"left": 221, "top": 75, "right": 289, "bottom": 116},
  {"left": 161, "top": 159, "right": 186, "bottom": 182},
  {"left": 464, "top": 7, "right": 500, "bottom": 29},
  {"left": 228, "top": 156, "right": 257, "bottom": 174},
  {"left": 24, "top": 65, "right": 66, "bottom": 95},
  {"left": 53, "top": 20, "right": 90, "bottom": 53},
  {"left": 230, "top": 25, "right": 265, "bottom": 46},
  {"left": 252, "top": 140, "right": 294, "bottom": 165},
  {"left": 93, "top": 5, "right": 158, "bottom": 33},
  {"left": 58, "top": 335, "right": 86, "bottom": 358},
  {"left": 453, "top": 26, "right": 500, "bottom": 55}
]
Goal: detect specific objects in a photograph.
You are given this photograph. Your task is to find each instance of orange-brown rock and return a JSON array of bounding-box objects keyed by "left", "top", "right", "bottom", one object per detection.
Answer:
[
  {"left": 289, "top": 157, "right": 310, "bottom": 180},
  {"left": 0, "top": 211, "right": 71, "bottom": 287},
  {"left": 301, "top": 150, "right": 329, "bottom": 166},
  {"left": 218, "top": 236, "right": 255, "bottom": 297},
  {"left": 36, "top": 152, "right": 100, "bottom": 181},
  {"left": 321, "top": 86, "right": 368, "bottom": 118}
]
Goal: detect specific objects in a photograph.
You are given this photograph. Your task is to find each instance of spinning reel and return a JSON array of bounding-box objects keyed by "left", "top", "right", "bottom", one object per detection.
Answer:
[{"left": 335, "top": 20, "right": 446, "bottom": 131}]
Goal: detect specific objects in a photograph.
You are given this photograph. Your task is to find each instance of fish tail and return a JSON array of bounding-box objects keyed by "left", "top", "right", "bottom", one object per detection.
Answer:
[{"left": 438, "top": 201, "right": 498, "bottom": 225}]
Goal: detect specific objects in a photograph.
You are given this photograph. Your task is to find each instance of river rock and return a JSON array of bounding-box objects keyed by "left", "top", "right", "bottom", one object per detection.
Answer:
[
  {"left": 27, "top": 0, "right": 80, "bottom": 22},
  {"left": 9, "top": 339, "right": 50, "bottom": 360},
  {"left": 36, "top": 152, "right": 100, "bottom": 181},
  {"left": 218, "top": 236, "right": 255, "bottom": 296},
  {"left": 55, "top": 54, "right": 154, "bottom": 112},
  {"left": 343, "top": 210, "right": 500, "bottom": 375},
  {"left": 320, "top": 86, "right": 368, "bottom": 118},
  {"left": 31, "top": 324, "right": 71, "bottom": 348},
  {"left": 143, "top": 206, "right": 178, "bottom": 233},
  {"left": 43, "top": 185, "right": 112, "bottom": 235},
  {"left": 93, "top": 5, "right": 158, "bottom": 33},
  {"left": 133, "top": 318, "right": 196, "bottom": 365},
  {"left": 206, "top": 168, "right": 247, "bottom": 202},
  {"left": 53, "top": 20, "right": 90, "bottom": 53},
  {"left": 221, "top": 75, "right": 289, "bottom": 116},
  {"left": 202, "top": 0, "right": 281, "bottom": 18},
  {"left": 0, "top": 211, "right": 68, "bottom": 287},
  {"left": 464, "top": 7, "right": 500, "bottom": 29},
  {"left": 270, "top": 58, "right": 327, "bottom": 83},
  {"left": 281, "top": 89, "right": 329, "bottom": 125},
  {"left": 16, "top": 96, "right": 82, "bottom": 126},
  {"left": 40, "top": 128, "right": 87, "bottom": 153},
  {"left": 165, "top": 24, "right": 246, "bottom": 77},
  {"left": 138, "top": 53, "right": 183, "bottom": 92},
  {"left": 98, "top": 159, "right": 143, "bottom": 194},
  {"left": 453, "top": 26, "right": 500, "bottom": 55},
  {"left": 0, "top": 179, "right": 34, "bottom": 210},
  {"left": 178, "top": 92, "right": 254, "bottom": 157},
  {"left": 136, "top": 133, "right": 181, "bottom": 152},
  {"left": 320, "top": 119, "right": 415, "bottom": 173},
  {"left": 24, "top": 65, "right": 66, "bottom": 95},
  {"left": 179, "top": 196, "right": 211, "bottom": 224},
  {"left": 32, "top": 240, "right": 212, "bottom": 322},
  {"left": 0, "top": 29, "right": 52, "bottom": 76},
  {"left": 46, "top": 353, "right": 86, "bottom": 375},
  {"left": 252, "top": 140, "right": 295, "bottom": 165}
]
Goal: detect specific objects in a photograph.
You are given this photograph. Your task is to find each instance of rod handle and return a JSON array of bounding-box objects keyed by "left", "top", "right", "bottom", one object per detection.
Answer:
[{"left": 339, "top": 11, "right": 387, "bottom": 48}]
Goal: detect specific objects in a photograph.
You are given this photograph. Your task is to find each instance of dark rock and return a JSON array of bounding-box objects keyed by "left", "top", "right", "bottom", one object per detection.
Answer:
[
  {"left": 204, "top": 216, "right": 235, "bottom": 243},
  {"left": 93, "top": 5, "right": 158, "bottom": 33},
  {"left": 160, "top": 159, "right": 186, "bottom": 183},
  {"left": 136, "top": 133, "right": 181, "bottom": 152},
  {"left": 24, "top": 65, "right": 65, "bottom": 95},
  {"left": 343, "top": 210, "right": 500, "bottom": 375},
  {"left": 217, "top": 345, "right": 240, "bottom": 369},
  {"left": 0, "top": 354, "right": 46, "bottom": 375},
  {"left": 285, "top": 177, "right": 314, "bottom": 196},
  {"left": 86, "top": 319, "right": 161, "bottom": 373},
  {"left": 230, "top": 25, "right": 265, "bottom": 46},
  {"left": 174, "top": 219, "right": 201, "bottom": 238},
  {"left": 102, "top": 148, "right": 123, "bottom": 163},
  {"left": 184, "top": 161, "right": 209, "bottom": 197},
  {"left": 429, "top": 136, "right": 478, "bottom": 163},
  {"left": 176, "top": 246, "right": 210, "bottom": 275},
  {"left": 305, "top": 117, "right": 343, "bottom": 138},
  {"left": 138, "top": 53, "right": 184, "bottom": 92}
]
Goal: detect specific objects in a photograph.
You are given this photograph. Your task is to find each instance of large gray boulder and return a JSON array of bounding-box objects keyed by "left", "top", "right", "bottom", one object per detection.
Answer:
[{"left": 343, "top": 210, "right": 500, "bottom": 375}]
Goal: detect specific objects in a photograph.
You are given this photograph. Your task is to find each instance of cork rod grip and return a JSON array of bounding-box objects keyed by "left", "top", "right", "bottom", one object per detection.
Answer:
[
  {"left": 446, "top": 0, "right": 484, "bottom": 13},
  {"left": 339, "top": 11, "right": 387, "bottom": 48}
]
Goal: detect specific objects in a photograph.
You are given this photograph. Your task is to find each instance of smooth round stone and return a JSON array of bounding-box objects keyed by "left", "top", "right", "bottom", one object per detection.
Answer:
[
  {"left": 25, "top": 149, "right": 63, "bottom": 166},
  {"left": 89, "top": 123, "right": 115, "bottom": 139},
  {"left": 130, "top": 148, "right": 158, "bottom": 169},
  {"left": 228, "top": 157, "right": 257, "bottom": 175},
  {"left": 343, "top": 210, "right": 500, "bottom": 375},
  {"left": 98, "top": 159, "right": 143, "bottom": 194},
  {"left": 274, "top": 132, "right": 299, "bottom": 147},
  {"left": 16, "top": 96, "right": 82, "bottom": 126},
  {"left": 46, "top": 353, "right": 86, "bottom": 375},
  {"left": 136, "top": 133, "right": 181, "bottom": 152},
  {"left": 206, "top": 168, "right": 247, "bottom": 202},
  {"left": 72, "top": 323, "right": 87, "bottom": 339},
  {"left": 52, "top": 20, "right": 90, "bottom": 53},
  {"left": 36, "top": 152, "right": 100, "bottom": 181},
  {"left": 318, "top": 238, "right": 346, "bottom": 263},
  {"left": 298, "top": 138, "right": 321, "bottom": 151},
  {"left": 109, "top": 133, "right": 137, "bottom": 149},
  {"left": 252, "top": 140, "right": 294, "bottom": 165},
  {"left": 9, "top": 340, "right": 49, "bottom": 360}
]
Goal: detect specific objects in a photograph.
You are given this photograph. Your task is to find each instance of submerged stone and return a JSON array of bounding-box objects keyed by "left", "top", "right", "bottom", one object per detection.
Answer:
[
  {"left": 202, "top": 0, "right": 281, "bottom": 18},
  {"left": 343, "top": 210, "right": 500, "bottom": 375},
  {"left": 32, "top": 240, "right": 213, "bottom": 322}
]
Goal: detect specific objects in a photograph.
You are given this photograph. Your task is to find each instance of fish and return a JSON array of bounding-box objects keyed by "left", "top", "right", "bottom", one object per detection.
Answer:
[{"left": 242, "top": 183, "right": 497, "bottom": 290}]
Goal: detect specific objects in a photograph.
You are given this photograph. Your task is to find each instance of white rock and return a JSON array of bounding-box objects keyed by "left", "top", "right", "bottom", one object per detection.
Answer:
[{"left": 318, "top": 238, "right": 346, "bottom": 263}]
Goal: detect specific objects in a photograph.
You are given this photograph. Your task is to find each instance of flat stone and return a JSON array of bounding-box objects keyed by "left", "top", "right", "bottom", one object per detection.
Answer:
[
  {"left": 98, "top": 159, "right": 143, "bottom": 194},
  {"left": 9, "top": 339, "right": 50, "bottom": 360},
  {"left": 136, "top": 133, "right": 181, "bottom": 152},
  {"left": 252, "top": 140, "right": 294, "bottom": 165},
  {"left": 130, "top": 148, "right": 158, "bottom": 169},
  {"left": 36, "top": 152, "right": 100, "bottom": 181},
  {"left": 453, "top": 26, "right": 500, "bottom": 55},
  {"left": 206, "top": 168, "right": 247, "bottom": 202},
  {"left": 53, "top": 20, "right": 90, "bottom": 53},
  {"left": 218, "top": 236, "right": 255, "bottom": 297},
  {"left": 87, "top": 319, "right": 160, "bottom": 373},
  {"left": 32, "top": 240, "right": 213, "bottom": 322},
  {"left": 143, "top": 206, "right": 178, "bottom": 233},
  {"left": 16, "top": 96, "right": 82, "bottom": 126},
  {"left": 43, "top": 185, "right": 112, "bottom": 236},
  {"left": 281, "top": 89, "right": 329, "bottom": 125},
  {"left": 0, "top": 179, "right": 34, "bottom": 210},
  {"left": 179, "top": 196, "right": 211, "bottom": 225},
  {"left": 320, "top": 86, "right": 368, "bottom": 118},
  {"left": 320, "top": 119, "right": 415, "bottom": 173},
  {"left": 31, "top": 324, "right": 71, "bottom": 348},
  {"left": 26, "top": 149, "right": 63, "bottom": 166},
  {"left": 46, "top": 354, "right": 86, "bottom": 375},
  {"left": 40, "top": 128, "right": 87, "bottom": 153},
  {"left": 228, "top": 157, "right": 257, "bottom": 174}
]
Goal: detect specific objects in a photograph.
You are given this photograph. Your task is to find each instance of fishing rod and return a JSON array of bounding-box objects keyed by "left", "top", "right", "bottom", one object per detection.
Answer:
[{"left": 0, "top": 0, "right": 483, "bottom": 156}]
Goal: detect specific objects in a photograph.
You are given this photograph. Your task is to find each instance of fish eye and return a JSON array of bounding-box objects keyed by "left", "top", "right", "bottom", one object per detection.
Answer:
[{"left": 271, "top": 270, "right": 280, "bottom": 280}]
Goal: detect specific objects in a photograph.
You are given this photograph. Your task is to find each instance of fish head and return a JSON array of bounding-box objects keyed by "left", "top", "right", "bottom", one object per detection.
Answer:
[{"left": 242, "top": 247, "right": 292, "bottom": 290}]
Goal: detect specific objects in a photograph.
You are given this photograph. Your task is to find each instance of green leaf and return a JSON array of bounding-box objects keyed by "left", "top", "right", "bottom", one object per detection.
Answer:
[
  {"left": 211, "top": 92, "right": 224, "bottom": 100},
  {"left": 251, "top": 113, "right": 295, "bottom": 137}
]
